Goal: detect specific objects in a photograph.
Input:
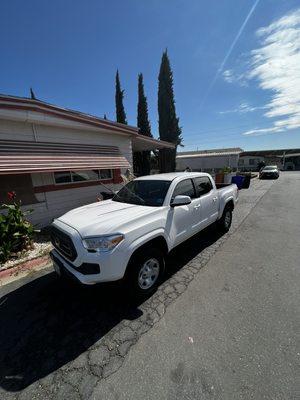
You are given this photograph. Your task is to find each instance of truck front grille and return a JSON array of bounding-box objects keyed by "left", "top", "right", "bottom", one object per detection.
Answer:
[{"left": 51, "top": 226, "right": 77, "bottom": 261}]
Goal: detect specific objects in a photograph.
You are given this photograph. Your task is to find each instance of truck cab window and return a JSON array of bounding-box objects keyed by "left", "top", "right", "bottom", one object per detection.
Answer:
[
  {"left": 171, "top": 179, "right": 196, "bottom": 201},
  {"left": 194, "top": 176, "right": 213, "bottom": 197}
]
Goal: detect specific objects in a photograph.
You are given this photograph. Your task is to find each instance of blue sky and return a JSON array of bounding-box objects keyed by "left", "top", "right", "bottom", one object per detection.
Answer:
[{"left": 1, "top": 0, "right": 300, "bottom": 151}]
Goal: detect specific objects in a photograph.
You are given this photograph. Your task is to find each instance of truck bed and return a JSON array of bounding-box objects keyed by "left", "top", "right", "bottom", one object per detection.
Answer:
[{"left": 215, "top": 182, "right": 234, "bottom": 190}]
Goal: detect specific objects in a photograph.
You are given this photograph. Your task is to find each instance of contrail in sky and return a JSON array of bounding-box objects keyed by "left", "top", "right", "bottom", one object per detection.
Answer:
[{"left": 200, "top": 0, "right": 261, "bottom": 106}]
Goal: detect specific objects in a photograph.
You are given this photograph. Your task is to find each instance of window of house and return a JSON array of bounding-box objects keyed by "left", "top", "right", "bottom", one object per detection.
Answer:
[
  {"left": 249, "top": 159, "right": 255, "bottom": 165},
  {"left": 54, "top": 169, "right": 113, "bottom": 184},
  {"left": 72, "top": 170, "right": 99, "bottom": 182},
  {"left": 171, "top": 179, "right": 196, "bottom": 201},
  {"left": 54, "top": 171, "right": 72, "bottom": 184},
  {"left": 193, "top": 176, "right": 213, "bottom": 197},
  {"left": 99, "top": 169, "right": 112, "bottom": 180},
  {"left": 238, "top": 159, "right": 244, "bottom": 165}
]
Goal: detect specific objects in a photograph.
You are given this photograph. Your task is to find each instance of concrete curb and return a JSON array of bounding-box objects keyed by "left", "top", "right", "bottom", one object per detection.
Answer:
[{"left": 0, "top": 254, "right": 51, "bottom": 285}]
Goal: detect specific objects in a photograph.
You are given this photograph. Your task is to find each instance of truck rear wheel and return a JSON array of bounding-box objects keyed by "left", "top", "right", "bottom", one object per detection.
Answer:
[
  {"left": 126, "top": 247, "right": 165, "bottom": 297},
  {"left": 217, "top": 206, "right": 232, "bottom": 233}
]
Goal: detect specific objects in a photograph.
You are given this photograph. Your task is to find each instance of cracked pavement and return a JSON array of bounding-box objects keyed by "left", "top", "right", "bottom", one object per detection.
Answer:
[{"left": 0, "top": 177, "right": 277, "bottom": 399}]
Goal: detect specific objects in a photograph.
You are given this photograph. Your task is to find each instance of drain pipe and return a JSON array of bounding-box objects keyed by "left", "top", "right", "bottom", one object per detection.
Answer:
[{"left": 32, "top": 123, "right": 38, "bottom": 141}]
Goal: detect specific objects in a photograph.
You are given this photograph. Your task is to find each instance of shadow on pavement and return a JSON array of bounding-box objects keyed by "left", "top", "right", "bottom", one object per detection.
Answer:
[{"left": 0, "top": 224, "right": 223, "bottom": 392}]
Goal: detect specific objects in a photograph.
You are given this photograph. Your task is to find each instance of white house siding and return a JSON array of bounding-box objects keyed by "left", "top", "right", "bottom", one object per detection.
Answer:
[
  {"left": 23, "top": 181, "right": 123, "bottom": 227},
  {"left": 0, "top": 118, "right": 131, "bottom": 226},
  {"left": 176, "top": 154, "right": 240, "bottom": 172},
  {"left": 0, "top": 118, "right": 133, "bottom": 166},
  {"left": 24, "top": 172, "right": 120, "bottom": 227},
  {"left": 238, "top": 156, "right": 265, "bottom": 171},
  {"left": 34, "top": 124, "right": 132, "bottom": 166}
]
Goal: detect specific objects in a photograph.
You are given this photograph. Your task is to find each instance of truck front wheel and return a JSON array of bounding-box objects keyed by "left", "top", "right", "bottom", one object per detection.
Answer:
[
  {"left": 126, "top": 247, "right": 165, "bottom": 296},
  {"left": 217, "top": 206, "right": 232, "bottom": 233}
]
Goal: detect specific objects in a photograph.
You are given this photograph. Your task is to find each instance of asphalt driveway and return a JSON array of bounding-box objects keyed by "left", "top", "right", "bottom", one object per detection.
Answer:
[
  {"left": 95, "top": 171, "right": 299, "bottom": 400},
  {"left": 0, "top": 173, "right": 298, "bottom": 399}
]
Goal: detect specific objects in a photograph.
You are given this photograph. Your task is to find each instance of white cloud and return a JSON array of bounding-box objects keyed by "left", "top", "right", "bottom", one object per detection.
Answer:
[
  {"left": 256, "top": 10, "right": 300, "bottom": 37},
  {"left": 219, "top": 101, "right": 265, "bottom": 114},
  {"left": 223, "top": 69, "right": 234, "bottom": 83},
  {"left": 242, "top": 126, "right": 283, "bottom": 136},
  {"left": 241, "top": 8, "right": 300, "bottom": 136},
  {"left": 222, "top": 69, "right": 248, "bottom": 86}
]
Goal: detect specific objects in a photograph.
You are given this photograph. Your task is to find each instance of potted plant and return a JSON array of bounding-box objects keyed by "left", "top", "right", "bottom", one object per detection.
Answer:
[{"left": 216, "top": 166, "right": 235, "bottom": 184}]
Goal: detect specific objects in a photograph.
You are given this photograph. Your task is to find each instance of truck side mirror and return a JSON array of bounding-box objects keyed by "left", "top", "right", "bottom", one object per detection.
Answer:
[{"left": 170, "top": 195, "right": 192, "bottom": 207}]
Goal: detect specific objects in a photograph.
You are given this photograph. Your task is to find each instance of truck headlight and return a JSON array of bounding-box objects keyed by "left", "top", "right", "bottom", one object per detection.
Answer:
[{"left": 82, "top": 234, "right": 124, "bottom": 252}]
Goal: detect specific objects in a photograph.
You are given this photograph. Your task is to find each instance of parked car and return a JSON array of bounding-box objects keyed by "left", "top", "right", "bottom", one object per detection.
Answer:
[
  {"left": 259, "top": 165, "right": 280, "bottom": 179},
  {"left": 50, "top": 172, "right": 239, "bottom": 295}
]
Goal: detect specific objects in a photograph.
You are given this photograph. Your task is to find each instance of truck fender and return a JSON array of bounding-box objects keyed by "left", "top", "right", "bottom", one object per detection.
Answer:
[
  {"left": 127, "top": 229, "right": 170, "bottom": 256},
  {"left": 219, "top": 196, "right": 235, "bottom": 219}
]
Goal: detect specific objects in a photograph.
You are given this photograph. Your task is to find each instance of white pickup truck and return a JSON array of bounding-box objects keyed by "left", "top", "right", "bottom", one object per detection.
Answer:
[{"left": 50, "top": 172, "right": 238, "bottom": 295}]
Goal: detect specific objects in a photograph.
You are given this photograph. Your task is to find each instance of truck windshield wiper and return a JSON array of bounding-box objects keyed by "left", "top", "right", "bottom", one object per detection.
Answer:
[{"left": 113, "top": 187, "right": 146, "bottom": 205}]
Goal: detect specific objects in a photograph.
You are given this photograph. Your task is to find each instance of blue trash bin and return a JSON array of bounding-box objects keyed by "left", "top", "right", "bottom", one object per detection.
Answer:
[{"left": 231, "top": 175, "right": 245, "bottom": 189}]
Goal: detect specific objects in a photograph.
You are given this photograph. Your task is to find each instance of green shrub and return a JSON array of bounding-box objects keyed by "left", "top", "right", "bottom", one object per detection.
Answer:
[
  {"left": 0, "top": 191, "right": 34, "bottom": 264},
  {"left": 221, "top": 166, "right": 232, "bottom": 174}
]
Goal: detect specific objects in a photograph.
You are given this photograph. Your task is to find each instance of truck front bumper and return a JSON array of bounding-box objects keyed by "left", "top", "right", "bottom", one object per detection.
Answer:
[{"left": 50, "top": 249, "right": 127, "bottom": 285}]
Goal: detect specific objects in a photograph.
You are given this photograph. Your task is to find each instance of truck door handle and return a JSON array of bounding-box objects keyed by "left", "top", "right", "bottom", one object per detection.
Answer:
[
  {"left": 194, "top": 204, "right": 201, "bottom": 210},
  {"left": 212, "top": 197, "right": 218, "bottom": 202}
]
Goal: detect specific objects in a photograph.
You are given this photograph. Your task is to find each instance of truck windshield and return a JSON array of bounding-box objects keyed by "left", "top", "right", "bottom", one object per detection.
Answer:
[{"left": 112, "top": 180, "right": 171, "bottom": 207}]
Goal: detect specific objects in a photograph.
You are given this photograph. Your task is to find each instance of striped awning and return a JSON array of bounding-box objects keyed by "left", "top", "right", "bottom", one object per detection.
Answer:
[{"left": 0, "top": 140, "right": 130, "bottom": 175}]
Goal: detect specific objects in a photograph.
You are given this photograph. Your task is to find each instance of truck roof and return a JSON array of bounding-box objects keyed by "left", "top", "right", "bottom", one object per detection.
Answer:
[{"left": 135, "top": 172, "right": 210, "bottom": 181}]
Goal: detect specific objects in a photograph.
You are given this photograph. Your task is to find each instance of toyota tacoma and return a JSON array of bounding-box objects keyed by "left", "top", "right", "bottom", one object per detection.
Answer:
[{"left": 50, "top": 172, "right": 239, "bottom": 295}]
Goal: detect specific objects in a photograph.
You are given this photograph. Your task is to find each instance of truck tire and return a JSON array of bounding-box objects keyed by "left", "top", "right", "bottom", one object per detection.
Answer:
[
  {"left": 217, "top": 206, "right": 232, "bottom": 233},
  {"left": 126, "top": 247, "right": 165, "bottom": 297}
]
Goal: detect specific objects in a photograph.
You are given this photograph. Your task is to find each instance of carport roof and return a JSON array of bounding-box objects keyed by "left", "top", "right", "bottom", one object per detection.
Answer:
[
  {"left": 177, "top": 147, "right": 243, "bottom": 158},
  {"left": 241, "top": 148, "right": 300, "bottom": 157},
  {"left": 132, "top": 135, "right": 175, "bottom": 151},
  {"left": 0, "top": 94, "right": 138, "bottom": 136},
  {"left": 0, "top": 94, "right": 175, "bottom": 152}
]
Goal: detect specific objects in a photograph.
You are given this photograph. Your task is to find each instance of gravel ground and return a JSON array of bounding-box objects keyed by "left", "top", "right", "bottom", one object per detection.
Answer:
[{"left": 0, "top": 236, "right": 52, "bottom": 271}]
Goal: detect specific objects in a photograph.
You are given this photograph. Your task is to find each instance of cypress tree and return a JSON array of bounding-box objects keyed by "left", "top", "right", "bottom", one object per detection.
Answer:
[
  {"left": 137, "top": 74, "right": 152, "bottom": 137},
  {"left": 158, "top": 50, "right": 182, "bottom": 172},
  {"left": 115, "top": 70, "right": 127, "bottom": 124},
  {"left": 30, "top": 87, "right": 36, "bottom": 100},
  {"left": 103, "top": 114, "right": 107, "bottom": 120},
  {"left": 134, "top": 73, "right": 152, "bottom": 175}
]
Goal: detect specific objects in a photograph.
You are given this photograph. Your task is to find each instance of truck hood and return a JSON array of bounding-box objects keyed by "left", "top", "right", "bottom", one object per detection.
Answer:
[{"left": 56, "top": 200, "right": 157, "bottom": 237}]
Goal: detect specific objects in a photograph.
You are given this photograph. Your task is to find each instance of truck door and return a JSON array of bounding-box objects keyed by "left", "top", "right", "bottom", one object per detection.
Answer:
[
  {"left": 169, "top": 178, "right": 199, "bottom": 246},
  {"left": 193, "top": 176, "right": 219, "bottom": 229}
]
